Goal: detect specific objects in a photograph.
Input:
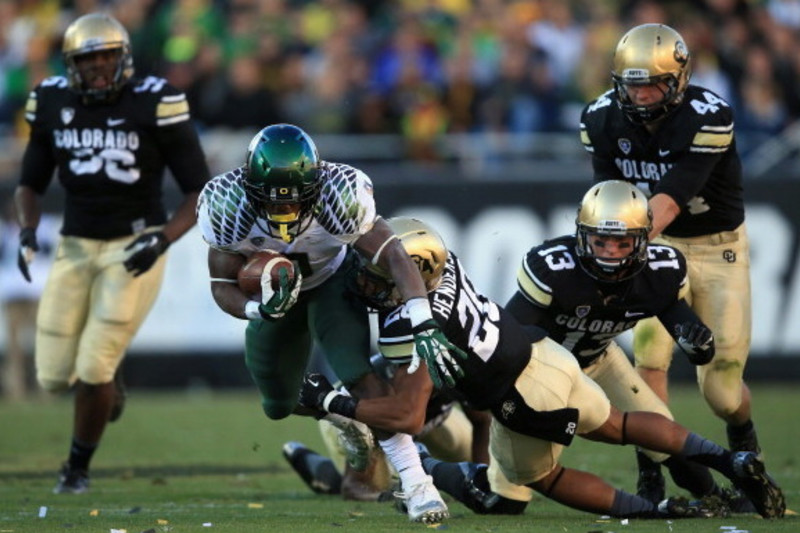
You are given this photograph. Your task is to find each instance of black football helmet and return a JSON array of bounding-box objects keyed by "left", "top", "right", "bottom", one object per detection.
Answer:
[
  {"left": 612, "top": 23, "right": 691, "bottom": 124},
  {"left": 353, "top": 217, "right": 447, "bottom": 310},
  {"left": 243, "top": 124, "right": 322, "bottom": 243},
  {"left": 62, "top": 13, "right": 134, "bottom": 103},
  {"left": 575, "top": 180, "right": 652, "bottom": 282}
]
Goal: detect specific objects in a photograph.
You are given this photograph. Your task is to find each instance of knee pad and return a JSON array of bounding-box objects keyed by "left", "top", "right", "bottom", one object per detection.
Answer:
[{"left": 700, "top": 362, "right": 744, "bottom": 417}]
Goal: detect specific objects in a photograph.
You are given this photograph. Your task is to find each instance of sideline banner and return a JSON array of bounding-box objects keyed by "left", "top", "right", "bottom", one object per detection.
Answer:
[{"left": 2, "top": 180, "right": 798, "bottom": 358}]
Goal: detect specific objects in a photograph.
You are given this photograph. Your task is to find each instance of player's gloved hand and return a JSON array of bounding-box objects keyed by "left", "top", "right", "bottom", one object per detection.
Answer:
[
  {"left": 123, "top": 231, "right": 170, "bottom": 277},
  {"left": 17, "top": 227, "right": 38, "bottom": 282},
  {"left": 258, "top": 265, "right": 302, "bottom": 320},
  {"left": 676, "top": 321, "right": 715, "bottom": 365},
  {"left": 409, "top": 318, "right": 468, "bottom": 389},
  {"left": 299, "top": 372, "right": 358, "bottom": 419}
]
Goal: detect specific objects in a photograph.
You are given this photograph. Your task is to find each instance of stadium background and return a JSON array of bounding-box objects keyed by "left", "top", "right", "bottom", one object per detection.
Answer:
[{"left": 1, "top": 0, "right": 799, "bottom": 387}]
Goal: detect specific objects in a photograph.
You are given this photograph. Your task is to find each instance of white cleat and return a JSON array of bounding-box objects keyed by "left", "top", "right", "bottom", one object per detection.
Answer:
[{"left": 396, "top": 475, "right": 449, "bottom": 523}]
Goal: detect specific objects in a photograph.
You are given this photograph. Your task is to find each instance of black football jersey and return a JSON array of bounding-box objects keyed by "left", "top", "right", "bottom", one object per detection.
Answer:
[
  {"left": 20, "top": 75, "right": 210, "bottom": 239},
  {"left": 580, "top": 85, "right": 744, "bottom": 237},
  {"left": 378, "top": 252, "right": 540, "bottom": 410},
  {"left": 514, "top": 235, "right": 688, "bottom": 368}
]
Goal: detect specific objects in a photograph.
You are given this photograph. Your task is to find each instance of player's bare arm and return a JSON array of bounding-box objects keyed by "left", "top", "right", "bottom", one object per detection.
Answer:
[
  {"left": 13, "top": 186, "right": 42, "bottom": 230},
  {"left": 648, "top": 193, "right": 680, "bottom": 240},
  {"left": 207, "top": 247, "right": 249, "bottom": 319},
  {"left": 354, "top": 217, "right": 428, "bottom": 301}
]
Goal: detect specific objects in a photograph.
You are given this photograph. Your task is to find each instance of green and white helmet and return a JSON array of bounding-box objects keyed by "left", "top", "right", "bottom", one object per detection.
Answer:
[{"left": 243, "top": 123, "right": 322, "bottom": 242}]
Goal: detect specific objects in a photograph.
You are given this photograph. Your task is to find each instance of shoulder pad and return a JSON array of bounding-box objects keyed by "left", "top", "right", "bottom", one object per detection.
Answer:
[
  {"left": 315, "top": 162, "right": 377, "bottom": 237},
  {"left": 26, "top": 77, "right": 70, "bottom": 123},
  {"left": 131, "top": 76, "right": 191, "bottom": 126},
  {"left": 197, "top": 167, "right": 258, "bottom": 248},
  {"left": 517, "top": 236, "right": 576, "bottom": 307},
  {"left": 681, "top": 86, "right": 734, "bottom": 154}
]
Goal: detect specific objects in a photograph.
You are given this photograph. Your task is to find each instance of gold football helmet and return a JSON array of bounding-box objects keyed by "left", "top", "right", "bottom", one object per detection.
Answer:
[
  {"left": 612, "top": 23, "right": 691, "bottom": 124},
  {"left": 62, "top": 13, "right": 134, "bottom": 102},
  {"left": 354, "top": 217, "right": 447, "bottom": 309},
  {"left": 575, "top": 180, "right": 652, "bottom": 282}
]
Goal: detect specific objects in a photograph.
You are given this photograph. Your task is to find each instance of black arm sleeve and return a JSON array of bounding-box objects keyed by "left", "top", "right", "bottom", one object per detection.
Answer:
[
  {"left": 156, "top": 121, "right": 211, "bottom": 193},
  {"left": 505, "top": 292, "right": 550, "bottom": 325},
  {"left": 654, "top": 151, "right": 722, "bottom": 206},
  {"left": 591, "top": 153, "right": 622, "bottom": 182},
  {"left": 657, "top": 299, "right": 704, "bottom": 340},
  {"left": 19, "top": 129, "right": 56, "bottom": 194}
]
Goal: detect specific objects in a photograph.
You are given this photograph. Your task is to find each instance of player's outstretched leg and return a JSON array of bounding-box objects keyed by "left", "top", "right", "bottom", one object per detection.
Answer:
[{"left": 282, "top": 441, "right": 342, "bottom": 495}]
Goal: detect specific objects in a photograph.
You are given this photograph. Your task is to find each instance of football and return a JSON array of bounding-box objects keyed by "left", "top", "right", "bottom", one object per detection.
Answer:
[{"left": 238, "top": 250, "right": 296, "bottom": 300}]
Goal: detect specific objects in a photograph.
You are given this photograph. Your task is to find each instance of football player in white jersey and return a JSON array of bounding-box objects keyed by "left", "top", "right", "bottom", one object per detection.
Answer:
[{"left": 196, "top": 123, "right": 461, "bottom": 523}]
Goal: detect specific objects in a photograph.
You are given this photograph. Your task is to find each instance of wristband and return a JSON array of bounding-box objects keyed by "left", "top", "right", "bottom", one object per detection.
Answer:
[
  {"left": 323, "top": 391, "right": 359, "bottom": 419},
  {"left": 244, "top": 300, "right": 261, "bottom": 320},
  {"left": 406, "top": 297, "right": 433, "bottom": 328}
]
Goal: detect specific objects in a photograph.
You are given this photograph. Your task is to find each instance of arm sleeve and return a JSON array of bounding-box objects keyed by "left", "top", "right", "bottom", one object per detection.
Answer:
[
  {"left": 653, "top": 151, "right": 723, "bottom": 206},
  {"left": 656, "top": 298, "right": 703, "bottom": 340},
  {"left": 504, "top": 291, "right": 550, "bottom": 326},
  {"left": 157, "top": 121, "right": 211, "bottom": 193},
  {"left": 19, "top": 128, "right": 56, "bottom": 194}
]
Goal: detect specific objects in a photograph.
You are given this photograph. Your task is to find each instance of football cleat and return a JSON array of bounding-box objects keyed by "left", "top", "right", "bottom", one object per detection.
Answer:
[
  {"left": 718, "top": 485, "right": 758, "bottom": 514},
  {"left": 53, "top": 463, "right": 89, "bottom": 494},
  {"left": 337, "top": 421, "right": 373, "bottom": 473},
  {"left": 282, "top": 441, "right": 341, "bottom": 495},
  {"left": 730, "top": 451, "right": 785, "bottom": 518},
  {"left": 636, "top": 466, "right": 666, "bottom": 504},
  {"left": 657, "top": 495, "right": 730, "bottom": 518},
  {"left": 395, "top": 475, "right": 449, "bottom": 523}
]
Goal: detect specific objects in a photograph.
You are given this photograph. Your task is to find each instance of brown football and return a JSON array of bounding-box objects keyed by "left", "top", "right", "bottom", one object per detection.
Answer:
[{"left": 238, "top": 250, "right": 295, "bottom": 300}]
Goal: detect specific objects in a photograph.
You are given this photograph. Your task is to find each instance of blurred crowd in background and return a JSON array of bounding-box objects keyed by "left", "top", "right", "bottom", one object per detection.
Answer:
[{"left": 1, "top": 0, "right": 799, "bottom": 163}]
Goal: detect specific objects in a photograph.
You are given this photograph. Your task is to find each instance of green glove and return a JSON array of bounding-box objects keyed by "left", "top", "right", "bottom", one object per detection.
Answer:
[
  {"left": 258, "top": 266, "right": 302, "bottom": 320},
  {"left": 410, "top": 319, "right": 468, "bottom": 388}
]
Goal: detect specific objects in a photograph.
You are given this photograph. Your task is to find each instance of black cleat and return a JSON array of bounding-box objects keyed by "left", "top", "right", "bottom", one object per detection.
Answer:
[
  {"left": 718, "top": 485, "right": 758, "bottom": 514},
  {"left": 657, "top": 495, "right": 730, "bottom": 518},
  {"left": 109, "top": 367, "right": 127, "bottom": 423},
  {"left": 730, "top": 451, "right": 785, "bottom": 518},
  {"left": 282, "top": 441, "right": 342, "bottom": 495},
  {"left": 53, "top": 463, "right": 89, "bottom": 494},
  {"left": 636, "top": 467, "right": 666, "bottom": 504}
]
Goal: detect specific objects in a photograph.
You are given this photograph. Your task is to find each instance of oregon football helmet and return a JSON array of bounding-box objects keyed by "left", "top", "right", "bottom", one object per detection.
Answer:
[
  {"left": 575, "top": 180, "right": 652, "bottom": 282},
  {"left": 354, "top": 217, "right": 448, "bottom": 309},
  {"left": 62, "top": 13, "right": 134, "bottom": 103},
  {"left": 243, "top": 124, "right": 322, "bottom": 243},
  {"left": 612, "top": 23, "right": 691, "bottom": 124}
]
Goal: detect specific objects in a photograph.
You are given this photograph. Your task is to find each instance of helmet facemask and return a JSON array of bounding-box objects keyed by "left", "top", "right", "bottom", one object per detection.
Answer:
[
  {"left": 575, "top": 181, "right": 652, "bottom": 283},
  {"left": 63, "top": 13, "right": 134, "bottom": 104},
  {"left": 243, "top": 124, "right": 322, "bottom": 243},
  {"left": 612, "top": 23, "right": 691, "bottom": 125}
]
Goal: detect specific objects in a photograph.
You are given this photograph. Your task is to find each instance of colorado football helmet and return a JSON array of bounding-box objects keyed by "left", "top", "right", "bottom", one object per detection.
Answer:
[
  {"left": 62, "top": 13, "right": 134, "bottom": 103},
  {"left": 575, "top": 181, "right": 652, "bottom": 282},
  {"left": 354, "top": 217, "right": 447, "bottom": 309},
  {"left": 612, "top": 23, "right": 691, "bottom": 124},
  {"left": 243, "top": 124, "right": 322, "bottom": 243}
]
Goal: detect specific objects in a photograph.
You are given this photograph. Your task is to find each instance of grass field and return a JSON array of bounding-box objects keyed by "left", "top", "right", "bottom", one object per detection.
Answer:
[{"left": 1, "top": 383, "right": 797, "bottom": 533}]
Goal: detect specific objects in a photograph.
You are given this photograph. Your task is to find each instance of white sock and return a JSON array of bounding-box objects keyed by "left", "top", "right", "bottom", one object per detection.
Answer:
[{"left": 378, "top": 433, "right": 428, "bottom": 489}]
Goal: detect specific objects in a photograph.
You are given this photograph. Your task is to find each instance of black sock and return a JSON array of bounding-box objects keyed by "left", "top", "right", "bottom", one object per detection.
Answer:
[
  {"left": 609, "top": 489, "right": 657, "bottom": 517},
  {"left": 662, "top": 454, "right": 718, "bottom": 497},
  {"left": 726, "top": 420, "right": 760, "bottom": 451},
  {"left": 636, "top": 449, "right": 661, "bottom": 473},
  {"left": 68, "top": 438, "right": 97, "bottom": 472},
  {"left": 428, "top": 461, "right": 474, "bottom": 500},
  {"left": 680, "top": 432, "right": 734, "bottom": 478}
]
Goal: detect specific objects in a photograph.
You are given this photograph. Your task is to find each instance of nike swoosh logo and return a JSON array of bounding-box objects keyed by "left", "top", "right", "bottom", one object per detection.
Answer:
[
  {"left": 307, "top": 379, "right": 319, "bottom": 387},
  {"left": 625, "top": 311, "right": 645, "bottom": 318},
  {"left": 107, "top": 118, "right": 125, "bottom": 126},
  {"left": 658, "top": 149, "right": 670, "bottom": 157}
]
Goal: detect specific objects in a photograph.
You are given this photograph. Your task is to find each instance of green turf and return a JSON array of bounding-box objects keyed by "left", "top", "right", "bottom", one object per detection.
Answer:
[{"left": 1, "top": 384, "right": 797, "bottom": 532}]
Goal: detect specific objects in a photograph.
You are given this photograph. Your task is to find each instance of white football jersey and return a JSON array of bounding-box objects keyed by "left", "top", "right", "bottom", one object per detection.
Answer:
[{"left": 196, "top": 161, "right": 377, "bottom": 290}]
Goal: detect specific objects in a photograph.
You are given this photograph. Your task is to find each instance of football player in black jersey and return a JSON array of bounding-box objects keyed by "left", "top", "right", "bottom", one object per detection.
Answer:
[
  {"left": 580, "top": 23, "right": 762, "bottom": 502},
  {"left": 298, "top": 217, "right": 785, "bottom": 519},
  {"left": 12, "top": 13, "right": 210, "bottom": 494},
  {"left": 505, "top": 180, "right": 751, "bottom": 510}
]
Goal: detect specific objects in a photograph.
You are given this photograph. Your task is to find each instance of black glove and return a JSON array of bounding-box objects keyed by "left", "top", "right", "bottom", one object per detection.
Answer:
[
  {"left": 676, "top": 322, "right": 715, "bottom": 365},
  {"left": 299, "top": 372, "right": 334, "bottom": 410},
  {"left": 17, "top": 227, "right": 39, "bottom": 282},
  {"left": 298, "top": 372, "right": 358, "bottom": 419},
  {"left": 123, "top": 231, "right": 170, "bottom": 277},
  {"left": 410, "top": 319, "right": 468, "bottom": 389}
]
